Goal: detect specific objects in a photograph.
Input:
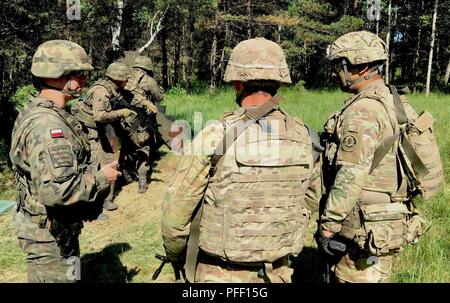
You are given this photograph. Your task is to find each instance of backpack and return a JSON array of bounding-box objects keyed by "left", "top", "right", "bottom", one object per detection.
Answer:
[{"left": 370, "top": 85, "right": 444, "bottom": 200}]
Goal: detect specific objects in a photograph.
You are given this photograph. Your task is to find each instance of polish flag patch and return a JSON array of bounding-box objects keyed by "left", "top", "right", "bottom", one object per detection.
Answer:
[{"left": 50, "top": 129, "right": 64, "bottom": 138}]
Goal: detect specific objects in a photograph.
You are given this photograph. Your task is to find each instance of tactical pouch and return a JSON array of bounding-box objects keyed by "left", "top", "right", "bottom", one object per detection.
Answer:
[
  {"left": 359, "top": 202, "right": 409, "bottom": 256},
  {"left": 49, "top": 219, "right": 82, "bottom": 258},
  {"left": 405, "top": 212, "right": 426, "bottom": 245}
]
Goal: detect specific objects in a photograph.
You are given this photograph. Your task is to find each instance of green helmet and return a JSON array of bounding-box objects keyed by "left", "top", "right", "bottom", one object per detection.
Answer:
[
  {"left": 133, "top": 56, "right": 153, "bottom": 71},
  {"left": 327, "top": 31, "right": 388, "bottom": 65},
  {"left": 106, "top": 62, "right": 130, "bottom": 81},
  {"left": 31, "top": 40, "right": 93, "bottom": 79},
  {"left": 224, "top": 37, "right": 291, "bottom": 84}
]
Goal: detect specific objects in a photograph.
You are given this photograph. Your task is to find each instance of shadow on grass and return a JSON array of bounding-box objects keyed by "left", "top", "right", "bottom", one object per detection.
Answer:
[
  {"left": 291, "top": 246, "right": 324, "bottom": 283},
  {"left": 81, "top": 242, "right": 139, "bottom": 283}
]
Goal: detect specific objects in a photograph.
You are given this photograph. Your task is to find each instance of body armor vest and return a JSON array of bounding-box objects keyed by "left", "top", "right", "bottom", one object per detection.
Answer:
[
  {"left": 199, "top": 109, "right": 314, "bottom": 263},
  {"left": 322, "top": 85, "right": 409, "bottom": 242}
]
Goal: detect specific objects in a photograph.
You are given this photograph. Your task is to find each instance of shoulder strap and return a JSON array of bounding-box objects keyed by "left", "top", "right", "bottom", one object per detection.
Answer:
[
  {"left": 184, "top": 95, "right": 283, "bottom": 283},
  {"left": 209, "top": 95, "right": 283, "bottom": 176},
  {"left": 369, "top": 85, "right": 428, "bottom": 176}
]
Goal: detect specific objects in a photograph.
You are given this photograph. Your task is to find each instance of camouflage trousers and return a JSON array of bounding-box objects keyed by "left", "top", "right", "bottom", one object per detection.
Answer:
[
  {"left": 195, "top": 254, "right": 293, "bottom": 283},
  {"left": 13, "top": 210, "right": 81, "bottom": 283},
  {"left": 334, "top": 253, "right": 394, "bottom": 283}
]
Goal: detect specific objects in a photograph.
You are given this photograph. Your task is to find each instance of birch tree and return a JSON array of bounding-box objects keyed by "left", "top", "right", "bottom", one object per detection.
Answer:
[{"left": 425, "top": 0, "right": 439, "bottom": 97}]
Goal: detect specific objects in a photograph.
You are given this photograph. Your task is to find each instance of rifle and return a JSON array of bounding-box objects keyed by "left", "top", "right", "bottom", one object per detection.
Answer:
[
  {"left": 152, "top": 253, "right": 170, "bottom": 280},
  {"left": 321, "top": 239, "right": 346, "bottom": 283},
  {"left": 152, "top": 253, "right": 183, "bottom": 281},
  {"left": 110, "top": 93, "right": 173, "bottom": 150}
]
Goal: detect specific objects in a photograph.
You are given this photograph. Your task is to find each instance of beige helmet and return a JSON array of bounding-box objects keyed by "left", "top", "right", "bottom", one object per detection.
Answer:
[
  {"left": 327, "top": 31, "right": 388, "bottom": 65},
  {"left": 134, "top": 56, "right": 153, "bottom": 71},
  {"left": 31, "top": 40, "right": 93, "bottom": 79},
  {"left": 106, "top": 62, "right": 130, "bottom": 81},
  {"left": 224, "top": 37, "right": 291, "bottom": 83}
]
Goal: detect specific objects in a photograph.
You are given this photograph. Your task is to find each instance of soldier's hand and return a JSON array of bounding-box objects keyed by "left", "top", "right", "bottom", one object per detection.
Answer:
[
  {"left": 102, "top": 161, "right": 122, "bottom": 183},
  {"left": 122, "top": 109, "right": 137, "bottom": 118},
  {"left": 145, "top": 103, "right": 158, "bottom": 114}
]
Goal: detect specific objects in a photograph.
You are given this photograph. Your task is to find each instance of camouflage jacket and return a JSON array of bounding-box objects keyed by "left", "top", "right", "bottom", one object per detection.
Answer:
[
  {"left": 320, "top": 80, "right": 405, "bottom": 233},
  {"left": 9, "top": 95, "right": 110, "bottom": 226},
  {"left": 161, "top": 105, "right": 322, "bottom": 262},
  {"left": 86, "top": 79, "right": 127, "bottom": 124},
  {"left": 125, "top": 68, "right": 165, "bottom": 109}
]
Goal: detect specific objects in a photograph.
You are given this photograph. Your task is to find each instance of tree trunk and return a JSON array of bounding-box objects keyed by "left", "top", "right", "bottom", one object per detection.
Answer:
[
  {"left": 219, "top": 22, "right": 230, "bottom": 81},
  {"left": 444, "top": 59, "right": 450, "bottom": 85},
  {"left": 411, "top": 0, "right": 423, "bottom": 92},
  {"left": 186, "top": 7, "right": 195, "bottom": 90},
  {"left": 111, "top": 0, "right": 124, "bottom": 51},
  {"left": 209, "top": 15, "right": 219, "bottom": 92},
  {"left": 0, "top": 55, "right": 4, "bottom": 97},
  {"left": 161, "top": 23, "right": 169, "bottom": 89},
  {"left": 425, "top": 0, "right": 439, "bottom": 97},
  {"left": 247, "top": 0, "right": 252, "bottom": 38},
  {"left": 385, "top": 0, "right": 392, "bottom": 84},
  {"left": 174, "top": 11, "right": 181, "bottom": 85}
]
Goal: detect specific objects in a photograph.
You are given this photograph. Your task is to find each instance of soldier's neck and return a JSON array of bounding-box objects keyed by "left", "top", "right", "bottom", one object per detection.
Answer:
[
  {"left": 241, "top": 91, "right": 273, "bottom": 107},
  {"left": 39, "top": 89, "right": 69, "bottom": 109}
]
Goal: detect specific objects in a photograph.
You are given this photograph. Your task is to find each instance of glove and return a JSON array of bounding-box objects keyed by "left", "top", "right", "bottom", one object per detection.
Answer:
[
  {"left": 315, "top": 226, "right": 346, "bottom": 259},
  {"left": 145, "top": 102, "right": 158, "bottom": 114},
  {"left": 122, "top": 108, "right": 137, "bottom": 118}
]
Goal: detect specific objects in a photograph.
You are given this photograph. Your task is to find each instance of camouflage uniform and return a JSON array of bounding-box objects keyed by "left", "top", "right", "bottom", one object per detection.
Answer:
[
  {"left": 123, "top": 56, "right": 165, "bottom": 192},
  {"left": 320, "top": 31, "right": 426, "bottom": 283},
  {"left": 72, "top": 62, "right": 132, "bottom": 210},
  {"left": 9, "top": 40, "right": 110, "bottom": 282},
  {"left": 161, "top": 38, "right": 322, "bottom": 283}
]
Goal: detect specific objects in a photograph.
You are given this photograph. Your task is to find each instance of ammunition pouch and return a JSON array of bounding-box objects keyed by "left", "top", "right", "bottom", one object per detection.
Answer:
[
  {"left": 358, "top": 203, "right": 409, "bottom": 256},
  {"left": 49, "top": 219, "right": 82, "bottom": 258}
]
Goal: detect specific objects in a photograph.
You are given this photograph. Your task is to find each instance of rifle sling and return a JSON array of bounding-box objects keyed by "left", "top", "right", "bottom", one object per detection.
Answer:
[{"left": 184, "top": 95, "right": 283, "bottom": 283}]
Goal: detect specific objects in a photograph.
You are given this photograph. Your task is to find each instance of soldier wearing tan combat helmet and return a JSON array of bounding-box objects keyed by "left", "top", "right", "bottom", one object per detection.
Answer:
[
  {"left": 9, "top": 40, "right": 121, "bottom": 282},
  {"left": 317, "top": 31, "right": 430, "bottom": 283},
  {"left": 72, "top": 62, "right": 136, "bottom": 213},
  {"left": 161, "top": 37, "right": 322, "bottom": 283}
]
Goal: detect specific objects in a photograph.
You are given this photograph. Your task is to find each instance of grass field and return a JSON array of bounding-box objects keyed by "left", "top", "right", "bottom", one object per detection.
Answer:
[{"left": 0, "top": 87, "right": 449, "bottom": 282}]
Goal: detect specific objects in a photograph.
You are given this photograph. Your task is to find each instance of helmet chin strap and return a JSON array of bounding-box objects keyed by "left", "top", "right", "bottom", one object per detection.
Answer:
[{"left": 340, "top": 58, "right": 381, "bottom": 91}]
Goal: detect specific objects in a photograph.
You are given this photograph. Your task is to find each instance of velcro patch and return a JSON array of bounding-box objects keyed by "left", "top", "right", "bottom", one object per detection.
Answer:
[
  {"left": 48, "top": 145, "right": 74, "bottom": 168},
  {"left": 50, "top": 129, "right": 64, "bottom": 138}
]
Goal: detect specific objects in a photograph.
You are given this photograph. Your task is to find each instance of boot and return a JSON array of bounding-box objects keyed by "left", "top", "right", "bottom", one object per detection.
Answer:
[
  {"left": 96, "top": 213, "right": 109, "bottom": 221},
  {"left": 103, "top": 200, "right": 118, "bottom": 211},
  {"left": 122, "top": 168, "right": 134, "bottom": 183},
  {"left": 103, "top": 183, "right": 118, "bottom": 211},
  {"left": 138, "top": 173, "right": 148, "bottom": 194}
]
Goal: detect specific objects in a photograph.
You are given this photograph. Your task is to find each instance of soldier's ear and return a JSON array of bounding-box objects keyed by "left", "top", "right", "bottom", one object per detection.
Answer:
[
  {"left": 233, "top": 81, "right": 244, "bottom": 92},
  {"left": 357, "top": 64, "right": 370, "bottom": 76}
]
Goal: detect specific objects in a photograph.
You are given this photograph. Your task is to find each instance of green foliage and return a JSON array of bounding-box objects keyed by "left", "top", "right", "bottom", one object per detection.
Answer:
[
  {"left": 11, "top": 85, "right": 37, "bottom": 111},
  {"left": 166, "top": 84, "right": 188, "bottom": 96}
]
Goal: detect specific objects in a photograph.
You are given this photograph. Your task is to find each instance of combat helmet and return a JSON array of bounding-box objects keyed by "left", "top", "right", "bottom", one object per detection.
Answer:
[
  {"left": 106, "top": 62, "right": 130, "bottom": 81},
  {"left": 134, "top": 56, "right": 153, "bottom": 72},
  {"left": 327, "top": 30, "right": 388, "bottom": 65},
  {"left": 224, "top": 37, "right": 291, "bottom": 83},
  {"left": 327, "top": 31, "right": 387, "bottom": 90},
  {"left": 31, "top": 40, "right": 93, "bottom": 79}
]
